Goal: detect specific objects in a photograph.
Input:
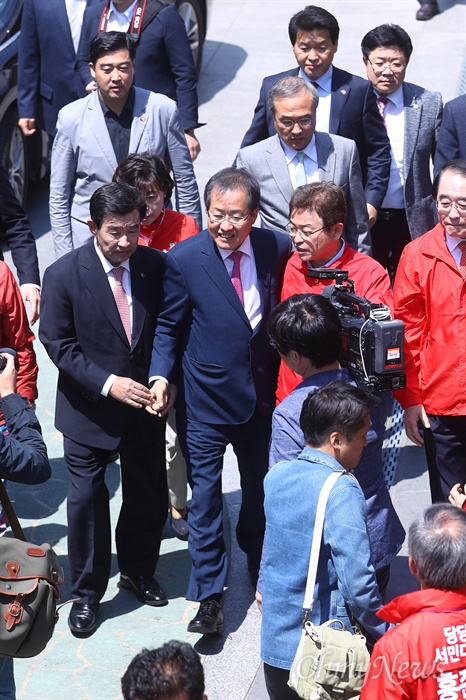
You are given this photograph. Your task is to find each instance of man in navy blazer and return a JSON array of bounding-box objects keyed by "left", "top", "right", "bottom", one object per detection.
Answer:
[
  {"left": 18, "top": 0, "right": 100, "bottom": 138},
  {"left": 240, "top": 5, "right": 390, "bottom": 228},
  {"left": 434, "top": 95, "right": 466, "bottom": 176},
  {"left": 40, "top": 183, "right": 168, "bottom": 636},
  {"left": 77, "top": 0, "right": 202, "bottom": 159},
  {"left": 149, "top": 168, "right": 292, "bottom": 635}
]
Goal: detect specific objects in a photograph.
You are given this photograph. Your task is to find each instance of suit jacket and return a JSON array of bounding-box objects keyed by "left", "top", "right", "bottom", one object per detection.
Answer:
[
  {"left": 235, "top": 132, "right": 371, "bottom": 255},
  {"left": 49, "top": 87, "right": 202, "bottom": 258},
  {"left": 78, "top": 0, "right": 200, "bottom": 130},
  {"left": 150, "top": 228, "right": 293, "bottom": 424},
  {"left": 39, "top": 240, "right": 165, "bottom": 450},
  {"left": 240, "top": 66, "right": 391, "bottom": 210},
  {"left": 434, "top": 94, "right": 466, "bottom": 176},
  {"left": 18, "top": 0, "right": 100, "bottom": 136},
  {"left": 0, "top": 165, "right": 40, "bottom": 286},
  {"left": 401, "top": 82, "right": 443, "bottom": 239}
]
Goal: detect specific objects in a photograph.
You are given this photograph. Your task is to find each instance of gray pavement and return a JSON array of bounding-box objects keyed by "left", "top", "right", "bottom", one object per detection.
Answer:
[{"left": 2, "top": 0, "right": 466, "bottom": 698}]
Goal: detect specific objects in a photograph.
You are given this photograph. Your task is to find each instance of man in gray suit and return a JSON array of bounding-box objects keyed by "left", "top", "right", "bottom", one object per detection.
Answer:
[
  {"left": 235, "top": 78, "right": 371, "bottom": 255},
  {"left": 50, "top": 31, "right": 202, "bottom": 259},
  {"left": 362, "top": 24, "right": 443, "bottom": 282}
]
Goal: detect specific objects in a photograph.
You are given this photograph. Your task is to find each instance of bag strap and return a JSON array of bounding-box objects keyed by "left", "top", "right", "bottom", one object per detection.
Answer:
[
  {"left": 0, "top": 480, "right": 26, "bottom": 541},
  {"left": 302, "top": 470, "right": 345, "bottom": 611}
]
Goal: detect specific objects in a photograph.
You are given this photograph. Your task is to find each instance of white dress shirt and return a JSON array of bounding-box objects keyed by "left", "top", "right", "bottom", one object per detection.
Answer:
[
  {"left": 299, "top": 64, "right": 333, "bottom": 133},
  {"left": 219, "top": 235, "right": 262, "bottom": 330},
  {"left": 281, "top": 135, "right": 319, "bottom": 189},
  {"left": 376, "top": 85, "right": 405, "bottom": 209},
  {"left": 106, "top": 0, "right": 137, "bottom": 31},
  {"left": 65, "top": 0, "right": 88, "bottom": 53}
]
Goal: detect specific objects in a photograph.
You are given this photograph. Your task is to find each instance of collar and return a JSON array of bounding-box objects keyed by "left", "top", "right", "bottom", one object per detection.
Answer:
[
  {"left": 281, "top": 134, "right": 317, "bottom": 165},
  {"left": 298, "top": 64, "right": 333, "bottom": 93},
  {"left": 94, "top": 238, "right": 131, "bottom": 275},
  {"left": 445, "top": 231, "right": 466, "bottom": 255},
  {"left": 218, "top": 234, "right": 253, "bottom": 262},
  {"left": 109, "top": 0, "right": 137, "bottom": 21},
  {"left": 375, "top": 83, "right": 404, "bottom": 109},
  {"left": 298, "top": 445, "right": 346, "bottom": 472},
  {"left": 378, "top": 587, "right": 466, "bottom": 624},
  {"left": 98, "top": 86, "right": 135, "bottom": 116},
  {"left": 307, "top": 239, "right": 345, "bottom": 269}
]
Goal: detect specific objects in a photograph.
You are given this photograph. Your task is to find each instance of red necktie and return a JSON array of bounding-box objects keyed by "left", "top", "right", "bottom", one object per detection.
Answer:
[
  {"left": 229, "top": 251, "right": 244, "bottom": 306},
  {"left": 112, "top": 267, "right": 132, "bottom": 345},
  {"left": 377, "top": 96, "right": 389, "bottom": 128},
  {"left": 459, "top": 241, "right": 466, "bottom": 277}
]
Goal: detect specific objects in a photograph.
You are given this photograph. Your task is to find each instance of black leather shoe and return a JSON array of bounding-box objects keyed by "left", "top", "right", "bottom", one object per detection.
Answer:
[
  {"left": 68, "top": 602, "right": 99, "bottom": 636},
  {"left": 416, "top": 2, "right": 440, "bottom": 20},
  {"left": 187, "top": 599, "right": 224, "bottom": 635},
  {"left": 119, "top": 574, "right": 168, "bottom": 606}
]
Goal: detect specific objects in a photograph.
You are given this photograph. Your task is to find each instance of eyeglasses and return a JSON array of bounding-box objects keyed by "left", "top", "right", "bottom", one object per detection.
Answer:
[
  {"left": 367, "top": 58, "right": 406, "bottom": 74},
  {"left": 207, "top": 212, "right": 251, "bottom": 225},
  {"left": 436, "top": 200, "right": 466, "bottom": 215},
  {"left": 285, "top": 223, "right": 327, "bottom": 239},
  {"left": 278, "top": 117, "right": 313, "bottom": 130}
]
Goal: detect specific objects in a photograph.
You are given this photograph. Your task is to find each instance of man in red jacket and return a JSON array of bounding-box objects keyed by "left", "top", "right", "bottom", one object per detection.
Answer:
[
  {"left": 394, "top": 159, "right": 466, "bottom": 502},
  {"left": 361, "top": 503, "right": 466, "bottom": 698}
]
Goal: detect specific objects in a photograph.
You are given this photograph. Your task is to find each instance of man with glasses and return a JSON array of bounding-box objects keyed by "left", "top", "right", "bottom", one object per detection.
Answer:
[
  {"left": 362, "top": 24, "right": 443, "bottom": 283},
  {"left": 236, "top": 77, "right": 371, "bottom": 255},
  {"left": 148, "top": 168, "right": 292, "bottom": 635},
  {"left": 394, "top": 159, "right": 466, "bottom": 503},
  {"left": 276, "top": 181, "right": 392, "bottom": 401}
]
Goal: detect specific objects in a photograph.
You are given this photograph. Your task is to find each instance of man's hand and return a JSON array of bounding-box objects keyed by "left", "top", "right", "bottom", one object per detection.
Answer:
[
  {"left": 449, "top": 483, "right": 466, "bottom": 509},
  {"left": 146, "top": 378, "right": 172, "bottom": 416},
  {"left": 367, "top": 203, "right": 378, "bottom": 228},
  {"left": 255, "top": 589, "right": 262, "bottom": 614},
  {"left": 185, "top": 132, "right": 201, "bottom": 161},
  {"left": 0, "top": 353, "right": 17, "bottom": 398},
  {"left": 404, "top": 404, "right": 431, "bottom": 446},
  {"left": 109, "top": 377, "right": 152, "bottom": 408},
  {"left": 85, "top": 81, "right": 97, "bottom": 93},
  {"left": 20, "top": 285, "right": 40, "bottom": 325},
  {"left": 18, "top": 118, "right": 36, "bottom": 136}
]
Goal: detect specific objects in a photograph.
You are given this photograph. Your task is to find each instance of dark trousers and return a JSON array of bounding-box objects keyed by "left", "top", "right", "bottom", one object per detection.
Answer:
[
  {"left": 263, "top": 664, "right": 298, "bottom": 700},
  {"left": 64, "top": 408, "right": 167, "bottom": 603},
  {"left": 423, "top": 414, "right": 466, "bottom": 503},
  {"left": 177, "top": 409, "right": 272, "bottom": 602},
  {"left": 371, "top": 208, "right": 411, "bottom": 285}
]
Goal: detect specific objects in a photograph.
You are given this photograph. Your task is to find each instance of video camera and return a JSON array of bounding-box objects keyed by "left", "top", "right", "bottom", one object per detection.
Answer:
[{"left": 307, "top": 268, "right": 406, "bottom": 394}]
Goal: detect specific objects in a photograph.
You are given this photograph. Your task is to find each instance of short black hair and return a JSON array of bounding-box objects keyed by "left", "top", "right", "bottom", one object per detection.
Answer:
[
  {"left": 433, "top": 158, "right": 466, "bottom": 199},
  {"left": 89, "top": 31, "right": 136, "bottom": 65},
  {"left": 89, "top": 182, "right": 146, "bottom": 228},
  {"left": 299, "top": 379, "right": 379, "bottom": 447},
  {"left": 268, "top": 294, "right": 342, "bottom": 367},
  {"left": 205, "top": 167, "right": 260, "bottom": 212},
  {"left": 361, "top": 24, "right": 413, "bottom": 61},
  {"left": 121, "top": 642, "right": 205, "bottom": 700},
  {"left": 288, "top": 5, "right": 339, "bottom": 45},
  {"left": 113, "top": 153, "right": 174, "bottom": 204}
]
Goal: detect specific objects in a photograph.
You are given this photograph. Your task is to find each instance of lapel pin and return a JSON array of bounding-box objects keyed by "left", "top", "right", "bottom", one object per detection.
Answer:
[
  {"left": 341, "top": 89, "right": 346, "bottom": 95},
  {"left": 141, "top": 272, "right": 145, "bottom": 278},
  {"left": 413, "top": 103, "right": 419, "bottom": 109},
  {"left": 140, "top": 116, "right": 146, "bottom": 122}
]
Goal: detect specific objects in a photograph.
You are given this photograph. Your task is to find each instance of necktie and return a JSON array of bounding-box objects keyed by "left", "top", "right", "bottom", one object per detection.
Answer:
[
  {"left": 459, "top": 241, "right": 466, "bottom": 277},
  {"left": 229, "top": 251, "right": 244, "bottom": 306},
  {"left": 295, "top": 151, "right": 307, "bottom": 188},
  {"left": 377, "top": 96, "right": 389, "bottom": 128},
  {"left": 112, "top": 267, "right": 132, "bottom": 345},
  {"left": 311, "top": 81, "right": 319, "bottom": 91}
]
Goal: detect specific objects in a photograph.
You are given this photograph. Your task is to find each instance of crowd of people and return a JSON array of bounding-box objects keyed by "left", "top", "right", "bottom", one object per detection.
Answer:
[{"left": 0, "top": 1, "right": 465, "bottom": 698}]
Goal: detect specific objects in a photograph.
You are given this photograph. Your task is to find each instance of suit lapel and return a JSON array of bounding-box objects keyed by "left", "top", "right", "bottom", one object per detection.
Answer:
[
  {"left": 85, "top": 92, "right": 119, "bottom": 171},
  {"left": 129, "top": 89, "right": 149, "bottom": 153},
  {"left": 56, "top": 0, "right": 76, "bottom": 58},
  {"left": 200, "top": 233, "right": 250, "bottom": 325},
  {"left": 249, "top": 230, "right": 270, "bottom": 333},
  {"left": 403, "top": 83, "right": 422, "bottom": 173},
  {"left": 129, "top": 249, "right": 148, "bottom": 349},
  {"left": 79, "top": 243, "right": 130, "bottom": 346},
  {"left": 315, "top": 132, "right": 335, "bottom": 179},
  {"left": 266, "top": 136, "right": 294, "bottom": 203},
  {"left": 329, "top": 68, "right": 351, "bottom": 134}
]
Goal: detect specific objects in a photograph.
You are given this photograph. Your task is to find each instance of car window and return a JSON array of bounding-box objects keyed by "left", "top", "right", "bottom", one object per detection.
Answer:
[{"left": 0, "top": 0, "right": 22, "bottom": 45}]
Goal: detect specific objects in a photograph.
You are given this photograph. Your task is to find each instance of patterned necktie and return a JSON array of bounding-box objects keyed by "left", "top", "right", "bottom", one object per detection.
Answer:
[
  {"left": 295, "top": 151, "right": 307, "bottom": 188},
  {"left": 377, "top": 96, "right": 389, "bottom": 128},
  {"left": 229, "top": 251, "right": 244, "bottom": 306},
  {"left": 459, "top": 240, "right": 466, "bottom": 277},
  {"left": 112, "top": 267, "right": 132, "bottom": 345}
]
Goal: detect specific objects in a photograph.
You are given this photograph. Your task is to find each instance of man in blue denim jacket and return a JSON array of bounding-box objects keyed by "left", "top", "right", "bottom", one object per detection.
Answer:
[{"left": 258, "top": 380, "right": 390, "bottom": 700}]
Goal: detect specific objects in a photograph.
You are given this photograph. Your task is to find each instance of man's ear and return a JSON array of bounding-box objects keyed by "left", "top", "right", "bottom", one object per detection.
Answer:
[
  {"left": 329, "top": 431, "right": 341, "bottom": 448},
  {"left": 88, "top": 219, "right": 97, "bottom": 236},
  {"left": 89, "top": 62, "right": 96, "bottom": 79},
  {"left": 329, "top": 222, "right": 344, "bottom": 241}
]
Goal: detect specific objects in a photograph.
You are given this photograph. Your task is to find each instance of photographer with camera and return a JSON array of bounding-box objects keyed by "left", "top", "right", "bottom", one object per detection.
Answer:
[
  {"left": 268, "top": 294, "right": 404, "bottom": 602},
  {"left": 0, "top": 350, "right": 51, "bottom": 700},
  {"left": 278, "top": 181, "right": 393, "bottom": 401}
]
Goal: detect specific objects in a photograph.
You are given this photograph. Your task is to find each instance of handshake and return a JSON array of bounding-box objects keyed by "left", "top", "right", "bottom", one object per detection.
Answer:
[{"left": 108, "top": 375, "right": 176, "bottom": 416}]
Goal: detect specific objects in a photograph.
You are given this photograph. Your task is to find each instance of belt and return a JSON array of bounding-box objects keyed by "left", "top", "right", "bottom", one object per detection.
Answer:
[{"left": 379, "top": 208, "right": 406, "bottom": 221}]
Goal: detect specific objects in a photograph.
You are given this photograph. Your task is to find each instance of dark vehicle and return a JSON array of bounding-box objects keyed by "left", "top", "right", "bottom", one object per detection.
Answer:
[{"left": 0, "top": 0, "right": 210, "bottom": 205}]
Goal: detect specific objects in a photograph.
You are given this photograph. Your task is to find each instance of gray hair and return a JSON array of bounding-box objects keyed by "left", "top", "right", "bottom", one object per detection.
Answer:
[
  {"left": 267, "top": 77, "right": 319, "bottom": 114},
  {"left": 408, "top": 504, "right": 466, "bottom": 589}
]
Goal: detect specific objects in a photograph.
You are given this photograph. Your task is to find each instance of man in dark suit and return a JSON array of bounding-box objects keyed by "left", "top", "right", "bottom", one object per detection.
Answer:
[
  {"left": 434, "top": 95, "right": 466, "bottom": 175},
  {"left": 40, "top": 183, "right": 168, "bottom": 636},
  {"left": 18, "top": 0, "right": 100, "bottom": 138},
  {"left": 240, "top": 5, "right": 390, "bottom": 229},
  {"left": 77, "top": 0, "right": 202, "bottom": 160},
  {"left": 148, "top": 168, "right": 292, "bottom": 634}
]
